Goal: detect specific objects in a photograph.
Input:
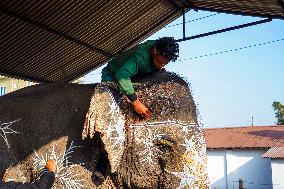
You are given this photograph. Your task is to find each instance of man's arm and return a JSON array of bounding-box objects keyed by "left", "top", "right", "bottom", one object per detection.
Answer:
[
  {"left": 114, "top": 54, "right": 151, "bottom": 118},
  {"left": 0, "top": 171, "right": 55, "bottom": 189},
  {"left": 21, "top": 171, "right": 55, "bottom": 189},
  {"left": 114, "top": 55, "right": 140, "bottom": 98}
]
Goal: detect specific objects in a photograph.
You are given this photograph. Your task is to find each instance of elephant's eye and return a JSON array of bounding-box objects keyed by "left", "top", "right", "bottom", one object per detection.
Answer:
[{"left": 154, "top": 135, "right": 175, "bottom": 153}]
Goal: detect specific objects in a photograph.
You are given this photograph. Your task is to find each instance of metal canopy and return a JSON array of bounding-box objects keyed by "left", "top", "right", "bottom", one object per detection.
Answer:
[
  {"left": 186, "top": 0, "right": 284, "bottom": 19},
  {"left": 1, "top": 0, "right": 284, "bottom": 83}
]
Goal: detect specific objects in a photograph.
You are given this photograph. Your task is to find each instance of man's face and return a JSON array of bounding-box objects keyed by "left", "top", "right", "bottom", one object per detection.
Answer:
[{"left": 151, "top": 49, "right": 169, "bottom": 70}]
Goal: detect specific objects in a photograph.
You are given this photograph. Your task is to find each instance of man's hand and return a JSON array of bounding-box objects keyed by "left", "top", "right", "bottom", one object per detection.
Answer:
[
  {"left": 45, "top": 159, "right": 57, "bottom": 173},
  {"left": 132, "top": 99, "right": 151, "bottom": 118}
]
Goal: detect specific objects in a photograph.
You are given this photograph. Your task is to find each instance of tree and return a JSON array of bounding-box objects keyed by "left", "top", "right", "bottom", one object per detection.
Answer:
[{"left": 272, "top": 101, "right": 284, "bottom": 125}]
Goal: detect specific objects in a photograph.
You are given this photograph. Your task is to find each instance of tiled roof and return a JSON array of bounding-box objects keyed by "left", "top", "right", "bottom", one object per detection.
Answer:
[
  {"left": 203, "top": 126, "right": 284, "bottom": 149},
  {"left": 262, "top": 147, "right": 284, "bottom": 158}
]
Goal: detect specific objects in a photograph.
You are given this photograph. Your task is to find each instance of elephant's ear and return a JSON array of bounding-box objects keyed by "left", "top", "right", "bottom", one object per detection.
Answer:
[{"left": 82, "top": 85, "right": 125, "bottom": 173}]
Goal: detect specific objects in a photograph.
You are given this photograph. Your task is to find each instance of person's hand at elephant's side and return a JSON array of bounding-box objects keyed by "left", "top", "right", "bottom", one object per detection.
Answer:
[
  {"left": 45, "top": 159, "right": 57, "bottom": 173},
  {"left": 0, "top": 159, "right": 57, "bottom": 189}
]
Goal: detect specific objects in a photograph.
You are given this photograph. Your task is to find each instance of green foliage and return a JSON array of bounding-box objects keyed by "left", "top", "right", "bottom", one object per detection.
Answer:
[{"left": 272, "top": 101, "right": 284, "bottom": 125}]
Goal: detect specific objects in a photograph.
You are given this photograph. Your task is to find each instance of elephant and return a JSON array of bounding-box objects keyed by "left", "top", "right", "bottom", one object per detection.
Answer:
[{"left": 0, "top": 71, "right": 210, "bottom": 188}]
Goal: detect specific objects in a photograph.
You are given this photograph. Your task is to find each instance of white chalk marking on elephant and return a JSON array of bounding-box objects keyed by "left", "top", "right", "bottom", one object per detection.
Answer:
[
  {"left": 33, "top": 141, "right": 83, "bottom": 189},
  {"left": 138, "top": 128, "right": 163, "bottom": 165},
  {"left": 83, "top": 85, "right": 126, "bottom": 173},
  {"left": 165, "top": 166, "right": 197, "bottom": 189},
  {"left": 106, "top": 100, "right": 125, "bottom": 151},
  {"left": 180, "top": 136, "right": 195, "bottom": 154},
  {"left": 128, "top": 119, "right": 196, "bottom": 128},
  {"left": 5, "top": 178, "right": 17, "bottom": 182},
  {"left": 0, "top": 119, "right": 20, "bottom": 148},
  {"left": 132, "top": 120, "right": 197, "bottom": 167},
  {"left": 180, "top": 125, "right": 190, "bottom": 135},
  {"left": 130, "top": 120, "right": 207, "bottom": 188}
]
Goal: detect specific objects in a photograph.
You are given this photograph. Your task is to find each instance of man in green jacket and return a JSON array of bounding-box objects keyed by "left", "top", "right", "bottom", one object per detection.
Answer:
[{"left": 101, "top": 37, "right": 179, "bottom": 118}]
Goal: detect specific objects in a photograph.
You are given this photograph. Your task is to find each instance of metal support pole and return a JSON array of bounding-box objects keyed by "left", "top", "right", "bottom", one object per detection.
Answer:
[
  {"left": 184, "top": 0, "right": 284, "bottom": 19},
  {"left": 176, "top": 18, "right": 272, "bottom": 42},
  {"left": 182, "top": 8, "right": 186, "bottom": 39}
]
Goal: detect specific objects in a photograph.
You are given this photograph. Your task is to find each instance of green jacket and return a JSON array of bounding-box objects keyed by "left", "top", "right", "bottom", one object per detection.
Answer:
[{"left": 102, "top": 40, "right": 157, "bottom": 96}]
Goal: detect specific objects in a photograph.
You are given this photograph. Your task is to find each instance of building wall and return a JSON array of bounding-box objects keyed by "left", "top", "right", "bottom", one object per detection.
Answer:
[
  {"left": 0, "top": 77, "right": 34, "bottom": 96},
  {"left": 0, "top": 76, "right": 85, "bottom": 96},
  {"left": 206, "top": 149, "right": 227, "bottom": 189},
  {"left": 271, "top": 159, "right": 284, "bottom": 189},
  {"left": 207, "top": 149, "right": 272, "bottom": 189}
]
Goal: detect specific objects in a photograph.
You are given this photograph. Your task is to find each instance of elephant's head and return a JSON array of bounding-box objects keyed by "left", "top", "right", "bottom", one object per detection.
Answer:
[{"left": 84, "top": 72, "right": 210, "bottom": 188}]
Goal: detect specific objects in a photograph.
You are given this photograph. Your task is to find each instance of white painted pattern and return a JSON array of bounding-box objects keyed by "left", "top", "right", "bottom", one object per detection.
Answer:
[
  {"left": 0, "top": 119, "right": 20, "bottom": 148},
  {"left": 33, "top": 141, "right": 83, "bottom": 189}
]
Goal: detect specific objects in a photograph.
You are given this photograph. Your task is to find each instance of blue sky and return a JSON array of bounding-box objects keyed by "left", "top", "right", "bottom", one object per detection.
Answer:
[{"left": 85, "top": 10, "right": 284, "bottom": 128}]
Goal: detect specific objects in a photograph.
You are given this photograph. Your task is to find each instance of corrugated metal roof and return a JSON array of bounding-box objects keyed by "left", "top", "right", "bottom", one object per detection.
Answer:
[
  {"left": 262, "top": 147, "right": 284, "bottom": 158},
  {"left": 203, "top": 126, "right": 284, "bottom": 149},
  {"left": 0, "top": 0, "right": 183, "bottom": 82},
  {"left": 1, "top": 0, "right": 284, "bottom": 83},
  {"left": 188, "top": 0, "right": 284, "bottom": 19}
]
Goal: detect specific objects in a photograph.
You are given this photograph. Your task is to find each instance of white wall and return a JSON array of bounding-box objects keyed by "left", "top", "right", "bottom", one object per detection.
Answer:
[
  {"left": 207, "top": 149, "right": 227, "bottom": 189},
  {"left": 271, "top": 159, "right": 284, "bottom": 189},
  {"left": 207, "top": 149, "right": 272, "bottom": 189}
]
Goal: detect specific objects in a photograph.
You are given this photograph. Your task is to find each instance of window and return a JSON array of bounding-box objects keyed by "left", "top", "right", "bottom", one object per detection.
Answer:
[
  {"left": 0, "top": 86, "right": 6, "bottom": 96},
  {"left": 26, "top": 81, "right": 31, "bottom": 86}
]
